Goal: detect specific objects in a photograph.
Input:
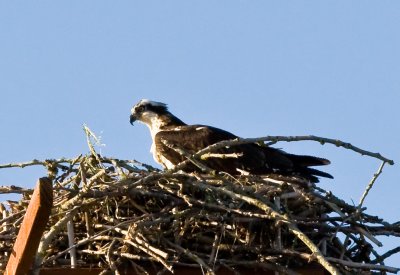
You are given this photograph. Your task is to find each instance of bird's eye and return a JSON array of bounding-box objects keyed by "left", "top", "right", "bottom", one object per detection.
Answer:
[{"left": 136, "top": 106, "right": 145, "bottom": 113}]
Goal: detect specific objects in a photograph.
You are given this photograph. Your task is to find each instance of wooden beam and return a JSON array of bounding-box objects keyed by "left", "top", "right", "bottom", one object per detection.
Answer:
[{"left": 5, "top": 177, "right": 53, "bottom": 275}]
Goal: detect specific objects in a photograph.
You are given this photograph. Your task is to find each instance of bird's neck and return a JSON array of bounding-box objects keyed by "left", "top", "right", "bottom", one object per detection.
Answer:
[{"left": 145, "top": 113, "right": 186, "bottom": 138}]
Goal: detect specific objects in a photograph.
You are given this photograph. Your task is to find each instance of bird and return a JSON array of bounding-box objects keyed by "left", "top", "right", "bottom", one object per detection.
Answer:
[{"left": 129, "top": 99, "right": 333, "bottom": 183}]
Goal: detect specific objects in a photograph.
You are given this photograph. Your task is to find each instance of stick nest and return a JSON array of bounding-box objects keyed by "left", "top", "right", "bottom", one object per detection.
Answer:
[{"left": 0, "top": 148, "right": 399, "bottom": 274}]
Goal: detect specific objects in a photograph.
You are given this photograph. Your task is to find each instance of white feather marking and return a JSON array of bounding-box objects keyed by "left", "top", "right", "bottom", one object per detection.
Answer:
[
  {"left": 196, "top": 127, "right": 206, "bottom": 130},
  {"left": 159, "top": 155, "right": 175, "bottom": 169},
  {"left": 150, "top": 143, "right": 175, "bottom": 169},
  {"left": 131, "top": 99, "right": 176, "bottom": 169},
  {"left": 138, "top": 112, "right": 165, "bottom": 138},
  {"left": 139, "top": 99, "right": 167, "bottom": 108},
  {"left": 135, "top": 112, "right": 170, "bottom": 167},
  {"left": 260, "top": 176, "right": 286, "bottom": 185},
  {"left": 170, "top": 126, "right": 184, "bottom": 131},
  {"left": 236, "top": 168, "right": 250, "bottom": 175}
]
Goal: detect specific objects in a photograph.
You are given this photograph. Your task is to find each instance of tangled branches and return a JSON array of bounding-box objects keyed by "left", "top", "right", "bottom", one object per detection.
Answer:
[{"left": 0, "top": 135, "right": 398, "bottom": 274}]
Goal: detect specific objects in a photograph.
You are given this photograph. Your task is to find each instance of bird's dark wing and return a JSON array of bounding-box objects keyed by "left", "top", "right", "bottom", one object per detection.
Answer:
[
  {"left": 155, "top": 125, "right": 332, "bottom": 182},
  {"left": 155, "top": 125, "right": 236, "bottom": 153},
  {"left": 155, "top": 125, "right": 265, "bottom": 173},
  {"left": 261, "top": 147, "right": 333, "bottom": 182},
  {"left": 154, "top": 125, "right": 294, "bottom": 174},
  {"left": 155, "top": 125, "right": 232, "bottom": 172}
]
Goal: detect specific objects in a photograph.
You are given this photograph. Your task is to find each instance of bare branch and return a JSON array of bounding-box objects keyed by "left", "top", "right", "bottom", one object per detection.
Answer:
[
  {"left": 0, "top": 133, "right": 398, "bottom": 274},
  {"left": 358, "top": 161, "right": 386, "bottom": 208},
  {"left": 191, "top": 135, "right": 394, "bottom": 165}
]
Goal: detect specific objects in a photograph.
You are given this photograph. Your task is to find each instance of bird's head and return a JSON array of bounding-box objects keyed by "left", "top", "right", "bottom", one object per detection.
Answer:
[
  {"left": 130, "top": 99, "right": 186, "bottom": 130},
  {"left": 130, "top": 99, "right": 169, "bottom": 126}
]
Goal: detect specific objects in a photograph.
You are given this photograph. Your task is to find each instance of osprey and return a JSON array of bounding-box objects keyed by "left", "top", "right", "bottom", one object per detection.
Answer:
[{"left": 130, "top": 99, "right": 333, "bottom": 182}]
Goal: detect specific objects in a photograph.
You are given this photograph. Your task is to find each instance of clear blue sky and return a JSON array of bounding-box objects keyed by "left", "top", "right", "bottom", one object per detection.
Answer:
[{"left": 0, "top": 1, "right": 399, "bottom": 267}]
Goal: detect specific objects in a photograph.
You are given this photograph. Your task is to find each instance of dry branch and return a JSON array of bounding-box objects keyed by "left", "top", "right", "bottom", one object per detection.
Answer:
[
  {"left": 190, "top": 135, "right": 394, "bottom": 165},
  {"left": 0, "top": 134, "right": 398, "bottom": 274}
]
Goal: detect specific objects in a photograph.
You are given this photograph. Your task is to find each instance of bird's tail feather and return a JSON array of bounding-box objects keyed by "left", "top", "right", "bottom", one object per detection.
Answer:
[
  {"left": 286, "top": 154, "right": 331, "bottom": 167},
  {"left": 299, "top": 167, "right": 334, "bottom": 179}
]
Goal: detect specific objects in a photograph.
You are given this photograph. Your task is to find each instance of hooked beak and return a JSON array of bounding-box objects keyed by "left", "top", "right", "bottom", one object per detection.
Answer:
[{"left": 129, "top": 114, "right": 137, "bottom": 125}]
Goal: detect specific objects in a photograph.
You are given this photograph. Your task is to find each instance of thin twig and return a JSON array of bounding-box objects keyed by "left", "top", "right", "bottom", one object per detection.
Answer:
[
  {"left": 0, "top": 158, "right": 75, "bottom": 169},
  {"left": 0, "top": 131, "right": 398, "bottom": 273},
  {"left": 358, "top": 161, "right": 386, "bottom": 208},
  {"left": 161, "top": 139, "right": 216, "bottom": 174},
  {"left": 190, "top": 181, "right": 340, "bottom": 275},
  {"left": 191, "top": 135, "right": 394, "bottom": 165},
  {"left": 326, "top": 257, "right": 400, "bottom": 273},
  {"left": 371, "top": 246, "right": 400, "bottom": 264},
  {"left": 165, "top": 239, "right": 215, "bottom": 275}
]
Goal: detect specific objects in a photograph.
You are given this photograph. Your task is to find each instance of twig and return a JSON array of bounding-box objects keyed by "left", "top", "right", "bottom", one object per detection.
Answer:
[
  {"left": 41, "top": 219, "right": 143, "bottom": 265},
  {"left": 200, "top": 153, "right": 242, "bottom": 160},
  {"left": 219, "top": 259, "right": 299, "bottom": 275},
  {"left": 127, "top": 227, "right": 169, "bottom": 260},
  {"left": 371, "top": 246, "right": 400, "bottom": 264},
  {"left": 358, "top": 161, "right": 386, "bottom": 208},
  {"left": 0, "top": 186, "right": 32, "bottom": 194},
  {"left": 0, "top": 136, "right": 398, "bottom": 274},
  {"left": 106, "top": 239, "right": 119, "bottom": 274},
  {"left": 191, "top": 181, "right": 340, "bottom": 275},
  {"left": 355, "top": 226, "right": 382, "bottom": 247},
  {"left": 83, "top": 124, "right": 103, "bottom": 165},
  {"left": 35, "top": 205, "right": 82, "bottom": 268},
  {"left": 274, "top": 197, "right": 282, "bottom": 251},
  {"left": 191, "top": 135, "right": 394, "bottom": 165},
  {"left": 0, "top": 210, "right": 25, "bottom": 224},
  {"left": 326, "top": 257, "right": 400, "bottom": 273},
  {"left": 208, "top": 225, "right": 223, "bottom": 266},
  {"left": 124, "top": 239, "right": 172, "bottom": 272},
  {"left": 165, "top": 239, "right": 215, "bottom": 275},
  {"left": 0, "top": 158, "right": 75, "bottom": 170},
  {"left": 161, "top": 140, "right": 216, "bottom": 174}
]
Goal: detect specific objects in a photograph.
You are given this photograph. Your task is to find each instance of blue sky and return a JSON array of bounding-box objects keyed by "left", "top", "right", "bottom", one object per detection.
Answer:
[{"left": 0, "top": 1, "right": 399, "bottom": 267}]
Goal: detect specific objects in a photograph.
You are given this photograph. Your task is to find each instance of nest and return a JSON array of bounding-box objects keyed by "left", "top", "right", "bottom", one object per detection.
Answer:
[{"left": 0, "top": 134, "right": 399, "bottom": 274}]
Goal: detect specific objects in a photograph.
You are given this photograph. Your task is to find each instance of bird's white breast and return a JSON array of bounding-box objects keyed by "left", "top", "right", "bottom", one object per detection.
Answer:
[
  {"left": 142, "top": 115, "right": 176, "bottom": 169},
  {"left": 150, "top": 139, "right": 175, "bottom": 169}
]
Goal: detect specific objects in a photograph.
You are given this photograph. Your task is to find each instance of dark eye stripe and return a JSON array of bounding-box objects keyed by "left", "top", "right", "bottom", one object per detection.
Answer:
[{"left": 136, "top": 106, "right": 145, "bottom": 112}]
